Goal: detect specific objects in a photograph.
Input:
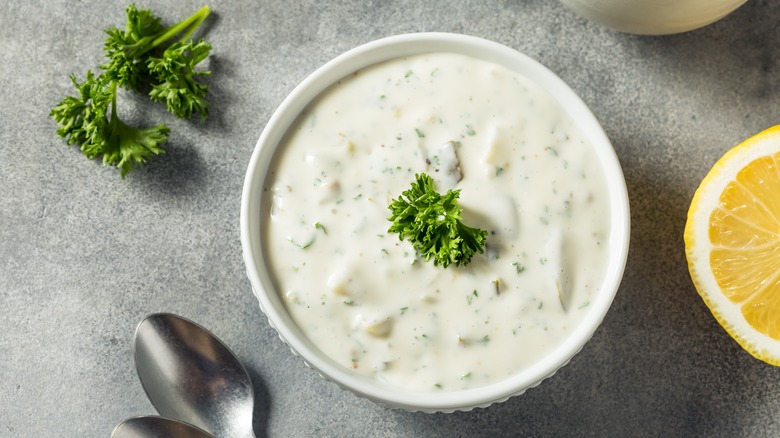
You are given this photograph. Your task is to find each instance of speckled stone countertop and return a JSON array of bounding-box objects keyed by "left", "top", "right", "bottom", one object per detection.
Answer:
[{"left": 2, "top": 1, "right": 779, "bottom": 436}]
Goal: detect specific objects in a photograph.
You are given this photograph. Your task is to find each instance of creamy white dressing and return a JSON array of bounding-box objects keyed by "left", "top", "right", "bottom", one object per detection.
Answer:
[{"left": 262, "top": 53, "right": 610, "bottom": 391}]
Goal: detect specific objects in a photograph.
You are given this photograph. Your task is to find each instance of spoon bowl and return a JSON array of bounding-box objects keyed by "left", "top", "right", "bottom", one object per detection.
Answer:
[
  {"left": 111, "top": 416, "right": 214, "bottom": 438},
  {"left": 134, "top": 313, "right": 255, "bottom": 438}
]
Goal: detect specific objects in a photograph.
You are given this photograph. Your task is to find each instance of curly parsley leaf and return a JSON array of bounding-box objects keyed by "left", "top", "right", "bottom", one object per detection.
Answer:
[
  {"left": 50, "top": 72, "right": 169, "bottom": 177},
  {"left": 388, "top": 173, "right": 488, "bottom": 268},
  {"left": 102, "top": 4, "right": 165, "bottom": 90},
  {"left": 148, "top": 39, "right": 212, "bottom": 120}
]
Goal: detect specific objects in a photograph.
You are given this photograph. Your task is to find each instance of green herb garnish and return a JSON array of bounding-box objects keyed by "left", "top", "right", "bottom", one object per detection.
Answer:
[
  {"left": 387, "top": 173, "right": 488, "bottom": 268},
  {"left": 50, "top": 4, "right": 212, "bottom": 177}
]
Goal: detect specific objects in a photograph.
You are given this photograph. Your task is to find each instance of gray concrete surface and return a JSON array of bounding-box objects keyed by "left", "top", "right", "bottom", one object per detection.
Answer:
[{"left": 2, "top": 0, "right": 779, "bottom": 436}]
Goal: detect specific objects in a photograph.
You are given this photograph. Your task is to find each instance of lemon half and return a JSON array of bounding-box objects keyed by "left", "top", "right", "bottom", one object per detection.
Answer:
[{"left": 685, "top": 125, "right": 780, "bottom": 366}]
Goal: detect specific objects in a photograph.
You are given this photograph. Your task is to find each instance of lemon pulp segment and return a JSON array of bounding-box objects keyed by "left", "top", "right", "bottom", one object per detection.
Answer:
[{"left": 709, "top": 152, "right": 780, "bottom": 339}]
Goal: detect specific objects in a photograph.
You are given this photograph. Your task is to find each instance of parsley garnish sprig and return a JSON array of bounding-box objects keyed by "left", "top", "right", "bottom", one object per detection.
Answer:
[
  {"left": 50, "top": 4, "right": 212, "bottom": 177},
  {"left": 388, "top": 173, "right": 488, "bottom": 268}
]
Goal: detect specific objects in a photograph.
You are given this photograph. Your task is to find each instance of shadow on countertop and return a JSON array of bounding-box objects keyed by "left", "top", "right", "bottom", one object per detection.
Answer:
[{"left": 246, "top": 365, "right": 272, "bottom": 438}]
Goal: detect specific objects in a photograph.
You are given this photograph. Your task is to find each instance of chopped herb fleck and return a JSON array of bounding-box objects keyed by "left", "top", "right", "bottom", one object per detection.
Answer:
[
  {"left": 400, "top": 306, "right": 409, "bottom": 315},
  {"left": 415, "top": 128, "right": 425, "bottom": 138},
  {"left": 466, "top": 124, "right": 476, "bottom": 136},
  {"left": 288, "top": 236, "right": 314, "bottom": 249},
  {"left": 513, "top": 262, "right": 525, "bottom": 273},
  {"left": 314, "top": 222, "right": 327, "bottom": 234}
]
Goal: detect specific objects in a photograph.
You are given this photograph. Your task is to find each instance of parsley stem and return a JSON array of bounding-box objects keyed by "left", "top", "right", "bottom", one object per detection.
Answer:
[
  {"left": 110, "top": 81, "right": 118, "bottom": 118},
  {"left": 177, "top": 6, "right": 212, "bottom": 42},
  {"left": 149, "top": 6, "right": 211, "bottom": 51}
]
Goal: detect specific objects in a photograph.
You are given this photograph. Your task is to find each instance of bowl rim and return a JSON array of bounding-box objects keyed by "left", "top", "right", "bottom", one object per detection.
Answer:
[{"left": 240, "top": 32, "right": 630, "bottom": 412}]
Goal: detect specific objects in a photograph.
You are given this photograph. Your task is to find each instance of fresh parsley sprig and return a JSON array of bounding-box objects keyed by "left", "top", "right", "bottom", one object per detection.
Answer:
[
  {"left": 50, "top": 4, "right": 212, "bottom": 177},
  {"left": 388, "top": 173, "right": 488, "bottom": 268},
  {"left": 50, "top": 72, "right": 170, "bottom": 177}
]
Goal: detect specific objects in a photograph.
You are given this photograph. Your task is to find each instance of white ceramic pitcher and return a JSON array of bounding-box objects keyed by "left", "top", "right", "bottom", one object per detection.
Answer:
[{"left": 559, "top": 0, "right": 747, "bottom": 35}]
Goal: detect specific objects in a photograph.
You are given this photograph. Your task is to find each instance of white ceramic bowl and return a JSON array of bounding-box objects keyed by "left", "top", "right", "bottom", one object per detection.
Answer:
[
  {"left": 559, "top": 0, "right": 746, "bottom": 35},
  {"left": 240, "top": 33, "right": 630, "bottom": 413}
]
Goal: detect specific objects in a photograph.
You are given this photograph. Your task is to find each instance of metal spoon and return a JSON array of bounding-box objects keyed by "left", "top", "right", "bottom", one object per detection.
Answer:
[
  {"left": 134, "top": 313, "right": 255, "bottom": 438},
  {"left": 111, "top": 416, "right": 214, "bottom": 438}
]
